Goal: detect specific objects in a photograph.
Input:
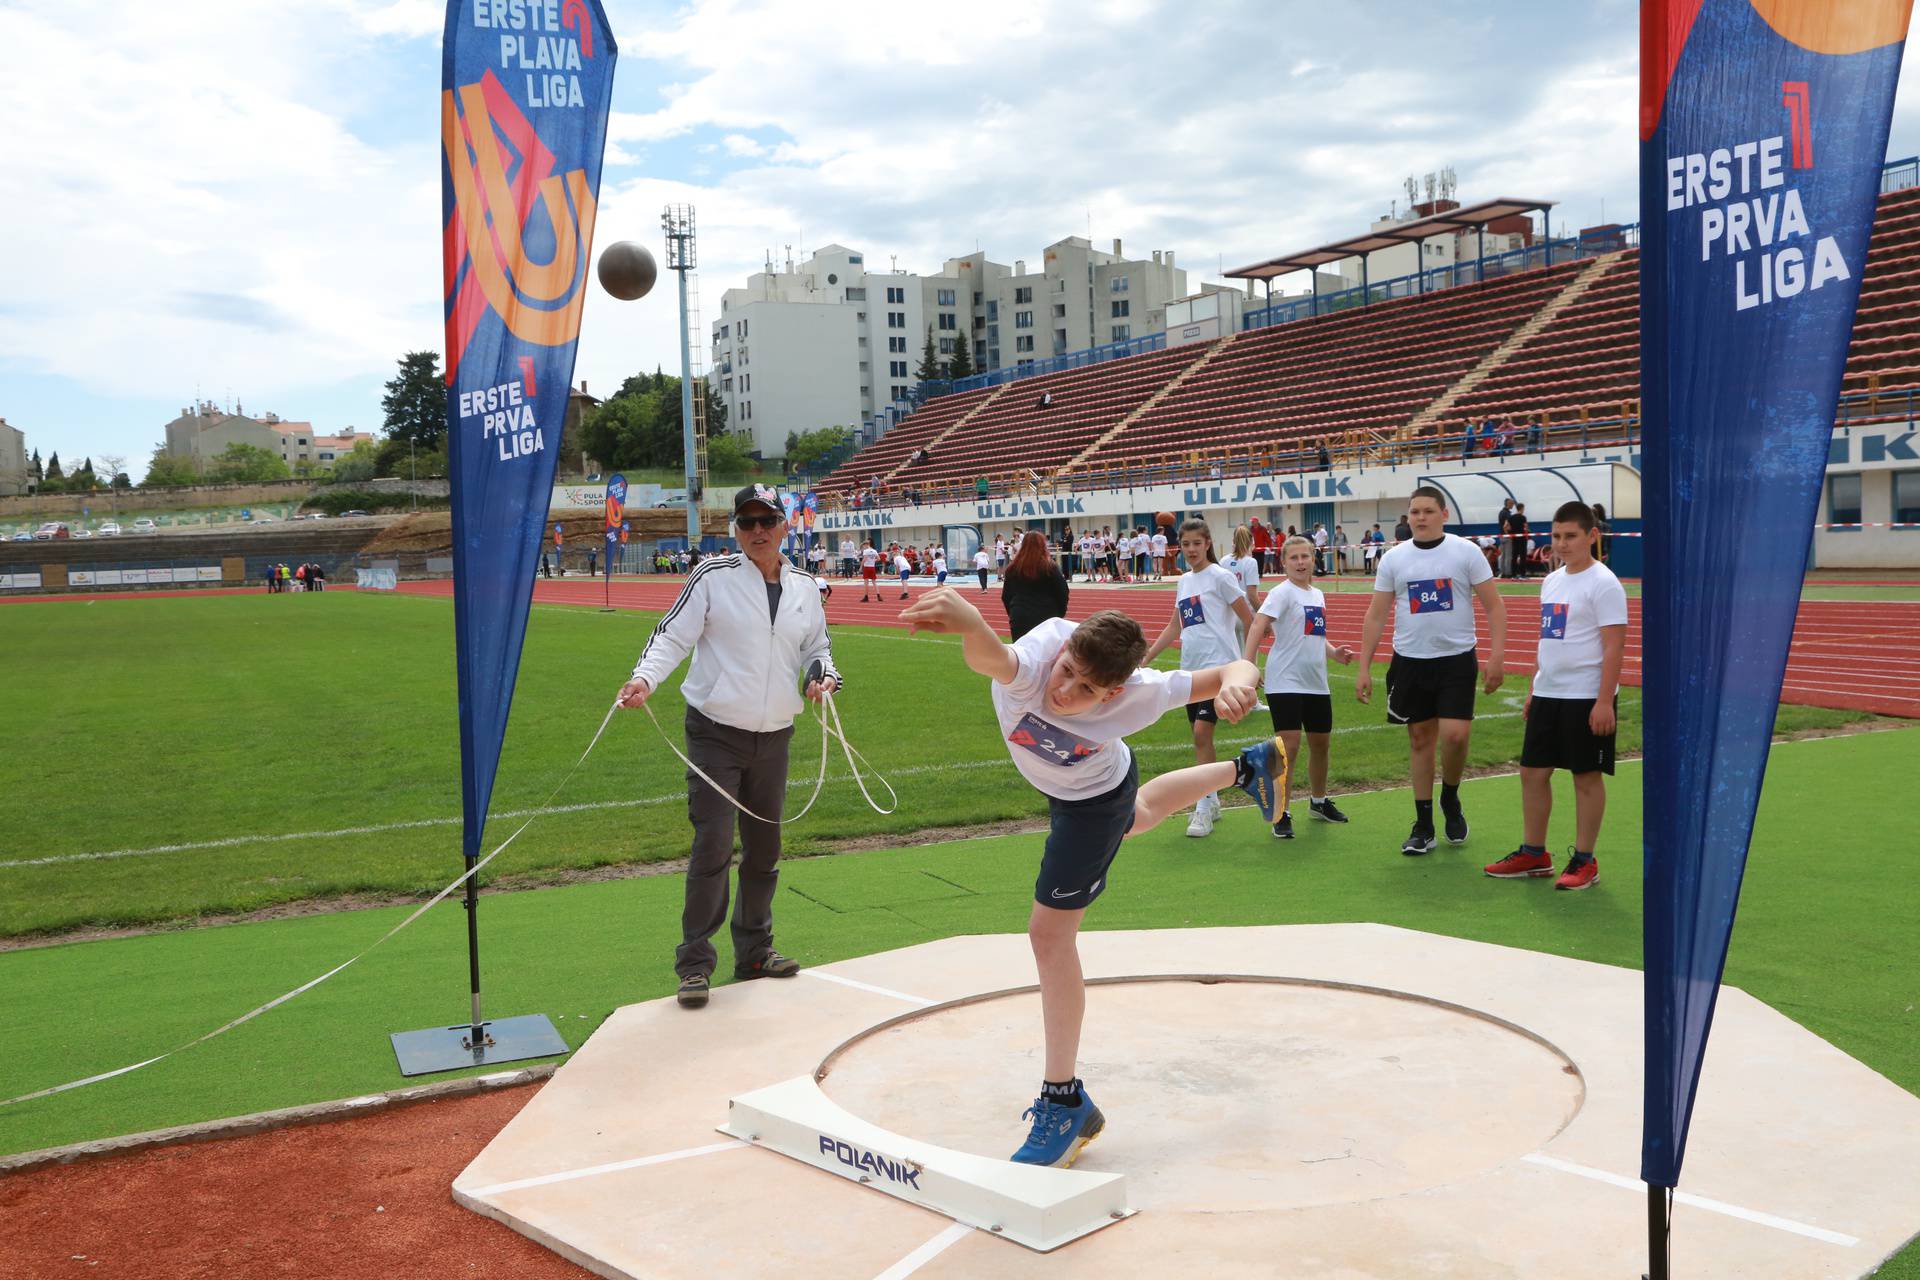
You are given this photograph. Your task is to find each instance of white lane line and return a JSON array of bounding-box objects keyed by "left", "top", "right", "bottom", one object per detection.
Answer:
[
  {"left": 464, "top": 1139, "right": 748, "bottom": 1198},
  {"left": 1520, "top": 1154, "right": 1859, "bottom": 1247},
  {"left": 0, "top": 714, "right": 1525, "bottom": 870},
  {"left": 871, "top": 1223, "right": 973, "bottom": 1279},
  {"left": 802, "top": 969, "right": 935, "bottom": 1006}
]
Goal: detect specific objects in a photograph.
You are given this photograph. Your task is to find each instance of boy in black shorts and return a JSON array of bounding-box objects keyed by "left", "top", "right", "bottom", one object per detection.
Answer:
[
  {"left": 1356, "top": 487, "right": 1507, "bottom": 854},
  {"left": 1484, "top": 502, "right": 1627, "bottom": 890},
  {"left": 899, "top": 587, "right": 1283, "bottom": 1168}
]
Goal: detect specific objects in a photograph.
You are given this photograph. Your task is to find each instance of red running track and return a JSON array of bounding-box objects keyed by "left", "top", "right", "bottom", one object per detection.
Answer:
[{"left": 398, "top": 575, "right": 1920, "bottom": 719}]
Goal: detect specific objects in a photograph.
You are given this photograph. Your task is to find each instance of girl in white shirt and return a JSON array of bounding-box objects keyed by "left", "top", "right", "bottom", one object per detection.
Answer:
[
  {"left": 1222, "top": 525, "right": 1263, "bottom": 611},
  {"left": 1143, "top": 519, "right": 1258, "bottom": 837}
]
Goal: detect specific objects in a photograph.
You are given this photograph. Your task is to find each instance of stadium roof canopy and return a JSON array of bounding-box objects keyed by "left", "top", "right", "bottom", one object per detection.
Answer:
[{"left": 1224, "top": 197, "right": 1557, "bottom": 281}]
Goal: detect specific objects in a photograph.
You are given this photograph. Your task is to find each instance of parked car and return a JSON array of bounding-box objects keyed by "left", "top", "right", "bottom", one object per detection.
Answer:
[
  {"left": 97, "top": 522, "right": 122, "bottom": 536},
  {"left": 72, "top": 529, "right": 94, "bottom": 539},
  {"left": 32, "top": 522, "right": 70, "bottom": 541},
  {"left": 10, "top": 531, "right": 32, "bottom": 542},
  {"left": 341, "top": 509, "right": 370, "bottom": 518},
  {"left": 302, "top": 512, "right": 327, "bottom": 520},
  {"left": 131, "top": 518, "right": 158, "bottom": 534}
]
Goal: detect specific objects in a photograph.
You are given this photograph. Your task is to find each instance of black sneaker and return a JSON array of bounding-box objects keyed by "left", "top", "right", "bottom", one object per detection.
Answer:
[
  {"left": 1442, "top": 804, "right": 1469, "bottom": 845},
  {"left": 1272, "top": 811, "right": 1294, "bottom": 839},
  {"left": 676, "top": 974, "right": 710, "bottom": 1008},
  {"left": 1309, "top": 798, "right": 1349, "bottom": 824},
  {"left": 734, "top": 949, "right": 801, "bottom": 980},
  {"left": 1402, "top": 823, "right": 1437, "bottom": 856}
]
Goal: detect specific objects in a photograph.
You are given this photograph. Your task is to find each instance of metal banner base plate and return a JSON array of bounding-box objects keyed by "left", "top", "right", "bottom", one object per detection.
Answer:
[{"left": 390, "top": 1014, "right": 571, "bottom": 1078}]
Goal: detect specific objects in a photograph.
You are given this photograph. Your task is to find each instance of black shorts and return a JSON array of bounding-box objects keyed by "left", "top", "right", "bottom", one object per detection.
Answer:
[
  {"left": 1269, "top": 692, "right": 1333, "bottom": 734},
  {"left": 1521, "top": 696, "right": 1617, "bottom": 775},
  {"left": 1035, "top": 757, "right": 1139, "bottom": 910},
  {"left": 1385, "top": 649, "right": 1479, "bottom": 725},
  {"left": 1186, "top": 699, "right": 1218, "bottom": 724}
]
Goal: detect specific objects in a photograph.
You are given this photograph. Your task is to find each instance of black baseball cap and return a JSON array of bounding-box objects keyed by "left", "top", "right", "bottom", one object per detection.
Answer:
[{"left": 733, "top": 483, "right": 783, "bottom": 518}]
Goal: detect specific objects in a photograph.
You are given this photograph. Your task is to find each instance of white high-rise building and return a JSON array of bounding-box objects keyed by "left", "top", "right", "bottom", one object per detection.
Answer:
[{"left": 710, "top": 237, "right": 1187, "bottom": 459}]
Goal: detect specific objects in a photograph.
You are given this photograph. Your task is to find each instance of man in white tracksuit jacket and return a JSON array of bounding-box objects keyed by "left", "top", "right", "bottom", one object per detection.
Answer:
[{"left": 618, "top": 484, "right": 843, "bottom": 1008}]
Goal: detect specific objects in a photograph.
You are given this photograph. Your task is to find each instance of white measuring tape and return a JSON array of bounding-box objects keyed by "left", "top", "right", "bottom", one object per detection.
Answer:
[{"left": 1, "top": 687, "right": 896, "bottom": 1110}]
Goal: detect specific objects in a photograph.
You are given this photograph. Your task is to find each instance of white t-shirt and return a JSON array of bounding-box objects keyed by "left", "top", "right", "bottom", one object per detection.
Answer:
[
  {"left": 1151, "top": 533, "right": 1168, "bottom": 557},
  {"left": 1222, "top": 554, "right": 1261, "bottom": 593},
  {"left": 933, "top": 554, "right": 948, "bottom": 575},
  {"left": 1257, "top": 579, "right": 1331, "bottom": 695},
  {"left": 1312, "top": 527, "right": 1329, "bottom": 548},
  {"left": 860, "top": 546, "right": 879, "bottom": 569},
  {"left": 1173, "top": 562, "right": 1247, "bottom": 670},
  {"left": 1532, "top": 562, "right": 1629, "bottom": 699},
  {"left": 1132, "top": 534, "right": 1150, "bottom": 557},
  {"left": 1077, "top": 536, "right": 1093, "bottom": 559},
  {"left": 1372, "top": 534, "right": 1493, "bottom": 658},
  {"left": 994, "top": 540, "right": 1008, "bottom": 563},
  {"left": 893, "top": 554, "right": 910, "bottom": 575},
  {"left": 974, "top": 550, "right": 990, "bottom": 570},
  {"left": 840, "top": 538, "right": 854, "bottom": 558},
  {"left": 993, "top": 617, "right": 1194, "bottom": 801}
]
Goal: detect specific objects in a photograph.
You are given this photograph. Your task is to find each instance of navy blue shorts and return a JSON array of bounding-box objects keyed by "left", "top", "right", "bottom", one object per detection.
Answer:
[{"left": 1034, "top": 756, "right": 1139, "bottom": 911}]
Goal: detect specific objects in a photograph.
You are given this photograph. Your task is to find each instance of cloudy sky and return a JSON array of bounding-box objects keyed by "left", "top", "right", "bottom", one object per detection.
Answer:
[{"left": 6, "top": 0, "right": 1920, "bottom": 478}]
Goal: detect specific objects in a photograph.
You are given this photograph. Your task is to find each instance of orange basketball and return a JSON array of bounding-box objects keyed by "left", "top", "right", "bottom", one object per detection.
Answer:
[{"left": 1155, "top": 511, "right": 1175, "bottom": 528}]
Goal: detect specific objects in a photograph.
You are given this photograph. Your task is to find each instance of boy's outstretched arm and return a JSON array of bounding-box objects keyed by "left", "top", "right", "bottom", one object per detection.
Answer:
[
  {"left": 898, "top": 587, "right": 1020, "bottom": 683},
  {"left": 1187, "top": 658, "right": 1262, "bottom": 722}
]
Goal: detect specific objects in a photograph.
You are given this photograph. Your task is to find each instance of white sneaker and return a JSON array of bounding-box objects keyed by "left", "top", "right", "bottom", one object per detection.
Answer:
[{"left": 1186, "top": 803, "right": 1216, "bottom": 838}]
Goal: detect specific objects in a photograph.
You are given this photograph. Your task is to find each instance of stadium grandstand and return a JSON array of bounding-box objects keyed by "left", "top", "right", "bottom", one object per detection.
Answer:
[{"left": 819, "top": 178, "right": 1920, "bottom": 507}]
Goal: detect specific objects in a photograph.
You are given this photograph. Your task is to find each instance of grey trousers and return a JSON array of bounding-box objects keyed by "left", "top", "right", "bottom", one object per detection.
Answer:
[{"left": 677, "top": 706, "right": 794, "bottom": 979}]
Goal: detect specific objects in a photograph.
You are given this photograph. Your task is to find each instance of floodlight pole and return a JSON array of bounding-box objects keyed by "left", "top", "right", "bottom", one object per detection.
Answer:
[{"left": 663, "top": 205, "right": 700, "bottom": 553}]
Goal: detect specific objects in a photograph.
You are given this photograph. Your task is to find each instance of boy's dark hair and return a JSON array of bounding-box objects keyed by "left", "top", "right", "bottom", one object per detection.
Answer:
[
  {"left": 1553, "top": 500, "right": 1596, "bottom": 530},
  {"left": 1067, "top": 611, "right": 1149, "bottom": 687},
  {"left": 1409, "top": 485, "right": 1448, "bottom": 508}
]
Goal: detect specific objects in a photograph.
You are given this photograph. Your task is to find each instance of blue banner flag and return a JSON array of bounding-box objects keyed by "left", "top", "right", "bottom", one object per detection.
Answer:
[
  {"left": 443, "top": 0, "right": 617, "bottom": 862},
  {"left": 1639, "top": 0, "right": 1910, "bottom": 1188}
]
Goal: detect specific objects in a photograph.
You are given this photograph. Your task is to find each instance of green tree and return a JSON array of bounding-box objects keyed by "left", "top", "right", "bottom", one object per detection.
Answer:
[
  {"left": 111, "top": 471, "right": 132, "bottom": 490},
  {"left": 206, "top": 443, "right": 292, "bottom": 484},
  {"left": 915, "top": 326, "right": 943, "bottom": 382},
  {"left": 45, "top": 452, "right": 63, "bottom": 482},
  {"left": 382, "top": 350, "right": 445, "bottom": 448},
  {"left": 947, "top": 333, "right": 974, "bottom": 380},
  {"left": 786, "top": 425, "right": 853, "bottom": 474},
  {"left": 70, "top": 458, "right": 97, "bottom": 491},
  {"left": 705, "top": 431, "right": 754, "bottom": 476},
  {"left": 329, "top": 439, "right": 379, "bottom": 483},
  {"left": 785, "top": 431, "right": 800, "bottom": 459},
  {"left": 28, "top": 449, "right": 42, "bottom": 483},
  {"left": 142, "top": 446, "right": 201, "bottom": 488}
]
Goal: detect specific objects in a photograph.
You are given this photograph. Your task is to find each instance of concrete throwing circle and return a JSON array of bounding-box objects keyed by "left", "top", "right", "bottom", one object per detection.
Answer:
[{"left": 815, "top": 975, "right": 1584, "bottom": 1213}]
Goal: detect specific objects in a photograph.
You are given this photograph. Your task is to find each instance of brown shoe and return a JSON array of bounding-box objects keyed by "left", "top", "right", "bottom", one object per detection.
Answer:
[
  {"left": 676, "top": 973, "right": 710, "bottom": 1008},
  {"left": 733, "top": 950, "right": 801, "bottom": 980}
]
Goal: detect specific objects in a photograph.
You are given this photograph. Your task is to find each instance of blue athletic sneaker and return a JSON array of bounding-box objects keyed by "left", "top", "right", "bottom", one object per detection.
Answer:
[
  {"left": 1235, "top": 736, "right": 1291, "bottom": 823},
  {"left": 1009, "top": 1092, "right": 1105, "bottom": 1167}
]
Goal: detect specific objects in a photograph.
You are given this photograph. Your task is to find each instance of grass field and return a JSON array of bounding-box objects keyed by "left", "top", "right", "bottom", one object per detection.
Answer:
[
  {"left": 0, "top": 591, "right": 1865, "bottom": 939},
  {"left": 1, "top": 589, "right": 1914, "bottom": 1274}
]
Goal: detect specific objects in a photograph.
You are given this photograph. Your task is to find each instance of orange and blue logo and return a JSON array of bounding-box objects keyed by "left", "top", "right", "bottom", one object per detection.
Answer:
[{"left": 442, "top": 72, "right": 600, "bottom": 377}]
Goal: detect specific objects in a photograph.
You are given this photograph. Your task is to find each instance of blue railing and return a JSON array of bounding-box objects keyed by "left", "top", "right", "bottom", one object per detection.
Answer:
[
  {"left": 1241, "top": 224, "right": 1643, "bottom": 331},
  {"left": 934, "top": 331, "right": 1169, "bottom": 396},
  {"left": 1882, "top": 155, "right": 1918, "bottom": 194}
]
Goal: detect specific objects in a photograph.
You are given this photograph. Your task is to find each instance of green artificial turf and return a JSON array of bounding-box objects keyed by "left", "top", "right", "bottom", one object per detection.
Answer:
[
  {"left": 0, "top": 591, "right": 1862, "bottom": 938},
  {"left": 0, "top": 716, "right": 1912, "bottom": 1269},
  {"left": 0, "top": 734, "right": 1915, "bottom": 1268}
]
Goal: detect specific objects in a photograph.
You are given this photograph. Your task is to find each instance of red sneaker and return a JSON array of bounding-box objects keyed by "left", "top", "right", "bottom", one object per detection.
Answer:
[
  {"left": 1555, "top": 858, "right": 1599, "bottom": 891},
  {"left": 1484, "top": 849, "right": 1554, "bottom": 879}
]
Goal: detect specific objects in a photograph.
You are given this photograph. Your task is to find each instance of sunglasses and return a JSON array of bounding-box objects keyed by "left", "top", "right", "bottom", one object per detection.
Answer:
[{"left": 736, "top": 513, "right": 783, "bottom": 530}]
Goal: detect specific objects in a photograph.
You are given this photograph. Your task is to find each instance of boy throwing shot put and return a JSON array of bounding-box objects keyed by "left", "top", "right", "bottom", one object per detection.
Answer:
[
  {"left": 1244, "top": 535, "right": 1357, "bottom": 838},
  {"left": 898, "top": 587, "right": 1286, "bottom": 1167},
  {"left": 1357, "top": 487, "right": 1507, "bottom": 855},
  {"left": 1483, "top": 501, "right": 1627, "bottom": 890}
]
